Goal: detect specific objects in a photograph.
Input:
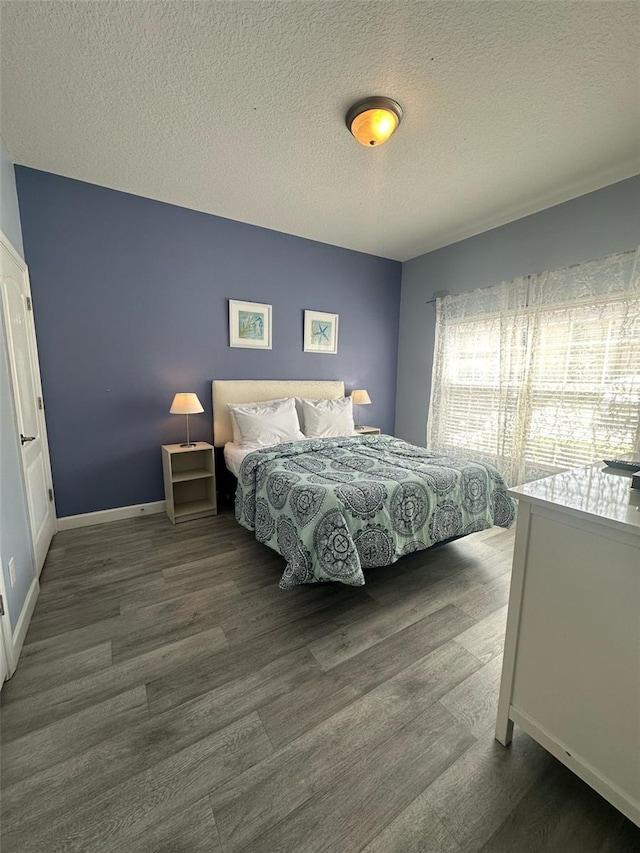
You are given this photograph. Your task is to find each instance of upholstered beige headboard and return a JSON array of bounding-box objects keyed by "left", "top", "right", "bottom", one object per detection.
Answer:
[{"left": 211, "top": 379, "right": 345, "bottom": 447}]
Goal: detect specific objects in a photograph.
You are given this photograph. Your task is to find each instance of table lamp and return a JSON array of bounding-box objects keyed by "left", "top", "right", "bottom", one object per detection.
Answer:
[
  {"left": 350, "top": 389, "right": 371, "bottom": 428},
  {"left": 170, "top": 392, "right": 204, "bottom": 447}
]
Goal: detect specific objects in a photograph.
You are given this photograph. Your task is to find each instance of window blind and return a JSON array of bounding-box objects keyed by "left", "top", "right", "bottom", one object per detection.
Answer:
[{"left": 427, "top": 249, "right": 640, "bottom": 486}]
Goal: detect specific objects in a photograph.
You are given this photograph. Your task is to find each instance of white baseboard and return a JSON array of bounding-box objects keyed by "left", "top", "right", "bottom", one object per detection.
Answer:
[
  {"left": 57, "top": 500, "right": 166, "bottom": 531},
  {"left": 10, "top": 575, "right": 39, "bottom": 674}
]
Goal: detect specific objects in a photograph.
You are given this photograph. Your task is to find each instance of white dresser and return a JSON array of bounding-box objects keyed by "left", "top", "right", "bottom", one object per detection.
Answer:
[{"left": 496, "top": 462, "right": 640, "bottom": 826}]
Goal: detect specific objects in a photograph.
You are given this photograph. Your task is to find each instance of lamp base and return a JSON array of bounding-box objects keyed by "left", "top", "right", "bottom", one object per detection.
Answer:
[{"left": 180, "top": 442, "right": 197, "bottom": 448}]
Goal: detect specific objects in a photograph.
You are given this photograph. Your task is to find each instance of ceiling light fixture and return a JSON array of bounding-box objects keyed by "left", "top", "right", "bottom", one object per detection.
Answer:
[{"left": 346, "top": 96, "right": 403, "bottom": 147}]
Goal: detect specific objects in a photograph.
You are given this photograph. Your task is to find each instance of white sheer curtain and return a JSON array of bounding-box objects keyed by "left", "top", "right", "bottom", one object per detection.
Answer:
[{"left": 427, "top": 247, "right": 640, "bottom": 486}]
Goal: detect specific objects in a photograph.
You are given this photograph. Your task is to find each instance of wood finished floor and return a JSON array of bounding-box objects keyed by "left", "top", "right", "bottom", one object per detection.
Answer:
[{"left": 1, "top": 511, "right": 639, "bottom": 852}]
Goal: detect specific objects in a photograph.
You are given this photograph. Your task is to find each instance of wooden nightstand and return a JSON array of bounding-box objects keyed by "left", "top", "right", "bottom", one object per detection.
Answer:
[
  {"left": 162, "top": 442, "right": 217, "bottom": 524},
  {"left": 355, "top": 426, "right": 381, "bottom": 435}
]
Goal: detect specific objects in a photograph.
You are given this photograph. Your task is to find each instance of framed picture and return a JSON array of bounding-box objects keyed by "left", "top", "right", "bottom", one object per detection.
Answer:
[
  {"left": 229, "top": 300, "right": 272, "bottom": 349},
  {"left": 304, "top": 310, "right": 339, "bottom": 354}
]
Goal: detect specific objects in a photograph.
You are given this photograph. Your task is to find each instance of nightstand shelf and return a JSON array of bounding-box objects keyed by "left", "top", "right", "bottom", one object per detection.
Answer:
[
  {"left": 162, "top": 442, "right": 217, "bottom": 524},
  {"left": 174, "top": 498, "right": 216, "bottom": 519},
  {"left": 355, "top": 425, "right": 380, "bottom": 435},
  {"left": 171, "top": 467, "right": 213, "bottom": 483}
]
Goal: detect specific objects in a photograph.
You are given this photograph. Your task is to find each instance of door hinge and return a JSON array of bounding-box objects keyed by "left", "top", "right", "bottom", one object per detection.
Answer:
[
  {"left": 26, "top": 296, "right": 32, "bottom": 311},
  {"left": 38, "top": 396, "right": 43, "bottom": 410},
  {"left": 0, "top": 595, "right": 4, "bottom": 617},
  {"left": 48, "top": 488, "right": 54, "bottom": 502}
]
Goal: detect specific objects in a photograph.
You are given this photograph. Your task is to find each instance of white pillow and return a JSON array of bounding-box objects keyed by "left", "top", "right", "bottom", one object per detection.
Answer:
[
  {"left": 228, "top": 397, "right": 304, "bottom": 448},
  {"left": 298, "top": 397, "right": 355, "bottom": 438},
  {"left": 228, "top": 397, "right": 288, "bottom": 444}
]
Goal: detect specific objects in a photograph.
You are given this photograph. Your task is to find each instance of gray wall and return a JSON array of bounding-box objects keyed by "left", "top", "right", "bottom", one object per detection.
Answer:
[
  {"left": 0, "top": 137, "right": 36, "bottom": 630},
  {"left": 395, "top": 175, "right": 640, "bottom": 446}
]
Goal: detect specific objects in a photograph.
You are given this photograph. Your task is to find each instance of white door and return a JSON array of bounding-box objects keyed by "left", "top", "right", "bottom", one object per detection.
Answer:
[{"left": 1, "top": 233, "right": 56, "bottom": 574}]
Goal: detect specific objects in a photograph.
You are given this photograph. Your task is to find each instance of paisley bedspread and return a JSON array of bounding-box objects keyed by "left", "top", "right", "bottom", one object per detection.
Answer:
[{"left": 235, "top": 435, "right": 516, "bottom": 589}]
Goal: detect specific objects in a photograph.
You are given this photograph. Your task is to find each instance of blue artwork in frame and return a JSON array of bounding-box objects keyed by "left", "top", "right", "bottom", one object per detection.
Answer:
[
  {"left": 304, "top": 310, "right": 338, "bottom": 354},
  {"left": 229, "top": 299, "right": 272, "bottom": 349}
]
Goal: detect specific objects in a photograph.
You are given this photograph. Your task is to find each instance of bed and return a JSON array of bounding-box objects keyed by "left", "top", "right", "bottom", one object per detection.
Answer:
[{"left": 212, "top": 380, "right": 516, "bottom": 589}]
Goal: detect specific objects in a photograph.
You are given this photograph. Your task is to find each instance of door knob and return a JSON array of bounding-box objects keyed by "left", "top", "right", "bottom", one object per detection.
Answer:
[{"left": 20, "top": 434, "right": 36, "bottom": 445}]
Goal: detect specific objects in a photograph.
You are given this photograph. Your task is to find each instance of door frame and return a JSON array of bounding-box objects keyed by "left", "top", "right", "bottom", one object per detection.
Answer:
[{"left": 0, "top": 230, "right": 57, "bottom": 579}]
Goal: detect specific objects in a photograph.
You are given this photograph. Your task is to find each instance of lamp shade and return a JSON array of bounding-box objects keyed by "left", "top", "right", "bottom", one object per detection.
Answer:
[
  {"left": 351, "top": 389, "right": 371, "bottom": 405},
  {"left": 170, "top": 392, "right": 204, "bottom": 415}
]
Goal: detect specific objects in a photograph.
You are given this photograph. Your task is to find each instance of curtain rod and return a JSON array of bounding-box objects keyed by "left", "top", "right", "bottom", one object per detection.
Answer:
[
  {"left": 424, "top": 247, "right": 637, "bottom": 305},
  {"left": 426, "top": 290, "right": 451, "bottom": 304}
]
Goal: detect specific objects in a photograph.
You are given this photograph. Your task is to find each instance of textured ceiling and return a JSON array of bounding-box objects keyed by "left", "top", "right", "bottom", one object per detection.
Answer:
[{"left": 1, "top": 1, "right": 639, "bottom": 261}]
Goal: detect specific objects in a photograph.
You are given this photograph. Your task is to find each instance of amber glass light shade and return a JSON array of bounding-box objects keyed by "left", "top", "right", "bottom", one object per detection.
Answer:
[{"left": 346, "top": 97, "right": 403, "bottom": 147}]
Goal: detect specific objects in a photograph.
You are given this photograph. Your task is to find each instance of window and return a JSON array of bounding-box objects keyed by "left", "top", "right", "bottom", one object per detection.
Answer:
[{"left": 427, "top": 249, "right": 640, "bottom": 486}]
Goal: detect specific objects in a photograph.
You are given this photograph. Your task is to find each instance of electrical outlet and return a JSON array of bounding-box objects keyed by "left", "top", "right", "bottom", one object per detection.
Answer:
[{"left": 8, "top": 557, "right": 16, "bottom": 588}]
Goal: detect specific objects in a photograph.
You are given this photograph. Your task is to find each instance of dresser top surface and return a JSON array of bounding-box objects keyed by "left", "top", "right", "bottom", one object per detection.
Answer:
[{"left": 508, "top": 462, "right": 640, "bottom": 534}]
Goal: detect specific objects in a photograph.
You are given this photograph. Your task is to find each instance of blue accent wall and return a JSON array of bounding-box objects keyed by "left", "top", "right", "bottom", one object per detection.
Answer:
[{"left": 16, "top": 168, "right": 401, "bottom": 518}]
